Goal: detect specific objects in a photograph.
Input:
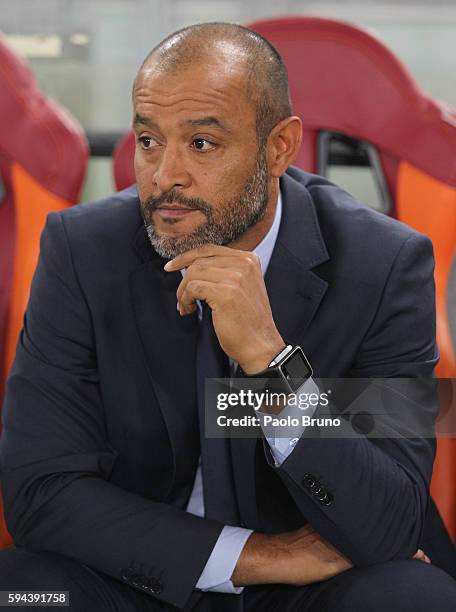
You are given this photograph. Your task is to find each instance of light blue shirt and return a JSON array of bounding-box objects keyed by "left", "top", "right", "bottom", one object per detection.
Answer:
[{"left": 183, "top": 191, "right": 316, "bottom": 593}]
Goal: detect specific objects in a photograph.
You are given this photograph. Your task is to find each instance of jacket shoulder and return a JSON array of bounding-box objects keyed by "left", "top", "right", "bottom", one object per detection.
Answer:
[
  {"left": 44, "top": 186, "right": 145, "bottom": 271},
  {"left": 55, "top": 186, "right": 142, "bottom": 241},
  {"left": 285, "top": 166, "right": 428, "bottom": 251}
]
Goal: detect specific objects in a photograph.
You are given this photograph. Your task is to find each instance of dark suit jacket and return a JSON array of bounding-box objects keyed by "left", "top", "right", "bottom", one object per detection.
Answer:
[{"left": 1, "top": 167, "right": 454, "bottom": 610}]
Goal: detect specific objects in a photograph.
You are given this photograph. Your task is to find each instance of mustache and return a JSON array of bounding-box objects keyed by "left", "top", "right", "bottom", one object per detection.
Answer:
[{"left": 143, "top": 190, "right": 213, "bottom": 216}]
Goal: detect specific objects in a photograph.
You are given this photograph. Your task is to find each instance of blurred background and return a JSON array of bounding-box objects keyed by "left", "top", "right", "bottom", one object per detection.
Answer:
[{"left": 1, "top": 0, "right": 456, "bottom": 202}]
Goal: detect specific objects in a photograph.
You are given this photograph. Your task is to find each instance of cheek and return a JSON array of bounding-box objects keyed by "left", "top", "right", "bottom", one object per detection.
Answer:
[
  {"left": 134, "top": 150, "right": 149, "bottom": 176},
  {"left": 134, "top": 152, "right": 156, "bottom": 196},
  {"left": 209, "top": 156, "right": 254, "bottom": 197}
]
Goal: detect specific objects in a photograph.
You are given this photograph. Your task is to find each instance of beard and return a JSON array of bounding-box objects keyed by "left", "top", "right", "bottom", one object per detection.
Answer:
[{"left": 140, "top": 146, "right": 269, "bottom": 259}]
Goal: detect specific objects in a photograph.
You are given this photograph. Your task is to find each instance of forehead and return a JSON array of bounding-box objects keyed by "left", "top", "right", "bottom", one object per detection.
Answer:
[{"left": 133, "top": 60, "right": 255, "bottom": 129}]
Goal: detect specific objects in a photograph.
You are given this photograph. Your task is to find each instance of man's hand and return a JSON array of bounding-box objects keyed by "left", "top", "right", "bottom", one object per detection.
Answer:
[
  {"left": 164, "top": 244, "right": 285, "bottom": 374},
  {"left": 231, "top": 524, "right": 431, "bottom": 587},
  {"left": 231, "top": 524, "right": 352, "bottom": 587}
]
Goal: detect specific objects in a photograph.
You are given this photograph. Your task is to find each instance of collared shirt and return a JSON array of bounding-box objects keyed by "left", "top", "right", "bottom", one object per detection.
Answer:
[{"left": 181, "top": 191, "right": 317, "bottom": 593}]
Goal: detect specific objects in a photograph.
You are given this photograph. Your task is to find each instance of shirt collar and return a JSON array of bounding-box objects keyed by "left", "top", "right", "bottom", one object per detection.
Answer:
[{"left": 252, "top": 190, "right": 282, "bottom": 277}]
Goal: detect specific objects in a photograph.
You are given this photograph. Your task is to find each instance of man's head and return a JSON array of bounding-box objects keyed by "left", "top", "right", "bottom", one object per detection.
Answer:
[{"left": 132, "top": 22, "right": 302, "bottom": 258}]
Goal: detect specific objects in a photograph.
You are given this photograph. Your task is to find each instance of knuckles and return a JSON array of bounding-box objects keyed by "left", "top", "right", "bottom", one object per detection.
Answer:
[
  {"left": 228, "top": 270, "right": 243, "bottom": 284},
  {"left": 221, "top": 284, "right": 238, "bottom": 304},
  {"left": 243, "top": 253, "right": 261, "bottom": 271},
  {"left": 185, "top": 279, "right": 203, "bottom": 295}
]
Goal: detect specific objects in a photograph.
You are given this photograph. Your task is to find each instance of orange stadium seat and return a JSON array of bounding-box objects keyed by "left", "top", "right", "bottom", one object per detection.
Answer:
[
  {"left": 0, "top": 35, "right": 88, "bottom": 547},
  {"left": 112, "top": 17, "right": 456, "bottom": 542}
]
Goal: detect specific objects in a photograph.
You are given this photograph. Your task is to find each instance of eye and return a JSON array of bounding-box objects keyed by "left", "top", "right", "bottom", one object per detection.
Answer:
[
  {"left": 137, "top": 136, "right": 158, "bottom": 150},
  {"left": 191, "top": 138, "right": 216, "bottom": 152}
]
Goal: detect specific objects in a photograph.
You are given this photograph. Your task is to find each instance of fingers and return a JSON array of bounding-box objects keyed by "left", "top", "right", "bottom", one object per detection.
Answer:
[
  {"left": 176, "top": 265, "right": 243, "bottom": 315},
  {"left": 164, "top": 244, "right": 260, "bottom": 272},
  {"left": 176, "top": 255, "right": 248, "bottom": 271},
  {"left": 176, "top": 266, "right": 241, "bottom": 307},
  {"left": 178, "top": 278, "right": 232, "bottom": 316},
  {"left": 413, "top": 549, "right": 431, "bottom": 564},
  {"left": 175, "top": 256, "right": 258, "bottom": 314},
  {"left": 178, "top": 279, "right": 212, "bottom": 315},
  {"left": 183, "top": 255, "right": 257, "bottom": 271},
  {"left": 168, "top": 247, "right": 263, "bottom": 316}
]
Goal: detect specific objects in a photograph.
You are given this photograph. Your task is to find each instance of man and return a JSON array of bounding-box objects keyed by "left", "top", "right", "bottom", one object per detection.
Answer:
[{"left": 1, "top": 22, "right": 456, "bottom": 612}]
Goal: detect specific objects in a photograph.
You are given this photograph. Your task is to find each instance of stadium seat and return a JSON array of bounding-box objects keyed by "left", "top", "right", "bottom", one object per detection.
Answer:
[{"left": 0, "top": 35, "right": 88, "bottom": 547}]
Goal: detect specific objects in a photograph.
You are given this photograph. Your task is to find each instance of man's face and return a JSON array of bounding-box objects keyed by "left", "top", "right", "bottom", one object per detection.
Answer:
[{"left": 133, "top": 60, "right": 270, "bottom": 259}]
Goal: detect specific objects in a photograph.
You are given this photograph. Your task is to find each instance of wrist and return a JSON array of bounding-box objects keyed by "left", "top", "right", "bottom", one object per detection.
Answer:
[
  {"left": 231, "top": 532, "right": 280, "bottom": 587},
  {"left": 238, "top": 337, "right": 286, "bottom": 375}
]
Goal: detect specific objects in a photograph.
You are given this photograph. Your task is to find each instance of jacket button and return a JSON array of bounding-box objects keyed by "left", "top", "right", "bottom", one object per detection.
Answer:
[
  {"left": 150, "top": 579, "right": 163, "bottom": 594},
  {"left": 303, "top": 473, "right": 316, "bottom": 488},
  {"left": 314, "top": 487, "right": 327, "bottom": 500},
  {"left": 310, "top": 481, "right": 323, "bottom": 494},
  {"left": 321, "top": 492, "right": 334, "bottom": 506}
]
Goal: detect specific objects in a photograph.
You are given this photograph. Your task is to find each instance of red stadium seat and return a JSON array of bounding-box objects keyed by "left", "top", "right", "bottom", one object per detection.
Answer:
[
  {"left": 0, "top": 35, "right": 88, "bottom": 547},
  {"left": 113, "top": 132, "right": 136, "bottom": 191},
  {"left": 112, "top": 16, "right": 456, "bottom": 540}
]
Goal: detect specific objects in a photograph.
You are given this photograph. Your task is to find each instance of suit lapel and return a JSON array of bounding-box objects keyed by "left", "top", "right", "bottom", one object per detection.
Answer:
[
  {"left": 231, "top": 172, "right": 330, "bottom": 529},
  {"left": 129, "top": 223, "right": 200, "bottom": 500},
  {"left": 265, "top": 172, "right": 329, "bottom": 341}
]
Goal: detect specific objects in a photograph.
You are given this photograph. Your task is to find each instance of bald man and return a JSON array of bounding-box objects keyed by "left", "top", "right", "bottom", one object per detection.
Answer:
[{"left": 1, "top": 22, "right": 456, "bottom": 612}]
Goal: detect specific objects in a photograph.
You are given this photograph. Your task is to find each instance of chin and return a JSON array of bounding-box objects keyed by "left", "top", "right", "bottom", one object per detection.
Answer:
[
  {"left": 147, "top": 225, "right": 200, "bottom": 259},
  {"left": 155, "top": 223, "right": 200, "bottom": 240}
]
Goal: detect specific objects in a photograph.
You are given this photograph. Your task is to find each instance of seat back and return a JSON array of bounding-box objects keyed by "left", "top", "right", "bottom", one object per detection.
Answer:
[
  {"left": 246, "top": 15, "right": 456, "bottom": 541},
  {"left": 0, "top": 36, "right": 88, "bottom": 547}
]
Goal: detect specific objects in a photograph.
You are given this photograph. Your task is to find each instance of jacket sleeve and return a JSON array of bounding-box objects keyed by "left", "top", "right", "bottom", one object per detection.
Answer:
[
  {"left": 263, "top": 231, "right": 439, "bottom": 566},
  {"left": 0, "top": 212, "right": 224, "bottom": 611}
]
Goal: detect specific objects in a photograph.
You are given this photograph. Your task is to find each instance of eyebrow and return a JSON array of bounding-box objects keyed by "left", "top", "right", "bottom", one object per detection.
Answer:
[
  {"left": 133, "top": 114, "right": 159, "bottom": 130},
  {"left": 182, "top": 117, "right": 226, "bottom": 130},
  {"left": 133, "top": 114, "right": 230, "bottom": 133}
]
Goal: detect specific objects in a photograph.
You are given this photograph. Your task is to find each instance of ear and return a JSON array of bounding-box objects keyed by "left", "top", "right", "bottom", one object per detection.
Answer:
[{"left": 267, "top": 116, "right": 302, "bottom": 178}]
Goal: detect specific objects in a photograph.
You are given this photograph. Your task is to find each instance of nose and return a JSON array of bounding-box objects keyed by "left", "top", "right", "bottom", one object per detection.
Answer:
[{"left": 153, "top": 145, "right": 191, "bottom": 193}]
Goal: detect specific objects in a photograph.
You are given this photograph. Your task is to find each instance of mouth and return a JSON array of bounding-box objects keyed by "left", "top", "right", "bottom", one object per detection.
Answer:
[{"left": 156, "top": 205, "right": 198, "bottom": 218}]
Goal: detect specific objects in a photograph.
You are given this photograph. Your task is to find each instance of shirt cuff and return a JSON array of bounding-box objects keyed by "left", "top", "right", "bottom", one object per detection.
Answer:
[
  {"left": 195, "top": 525, "right": 253, "bottom": 593},
  {"left": 259, "top": 376, "right": 320, "bottom": 466}
]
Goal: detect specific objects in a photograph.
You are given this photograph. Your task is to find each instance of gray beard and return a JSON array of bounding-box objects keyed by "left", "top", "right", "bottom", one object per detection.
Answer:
[{"left": 142, "top": 147, "right": 269, "bottom": 260}]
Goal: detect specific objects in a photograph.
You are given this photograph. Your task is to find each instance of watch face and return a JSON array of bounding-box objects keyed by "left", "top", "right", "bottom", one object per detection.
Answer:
[{"left": 281, "top": 348, "right": 312, "bottom": 391}]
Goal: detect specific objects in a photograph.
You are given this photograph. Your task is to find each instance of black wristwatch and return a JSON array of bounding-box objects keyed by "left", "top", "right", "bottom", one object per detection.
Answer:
[{"left": 239, "top": 344, "right": 313, "bottom": 394}]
